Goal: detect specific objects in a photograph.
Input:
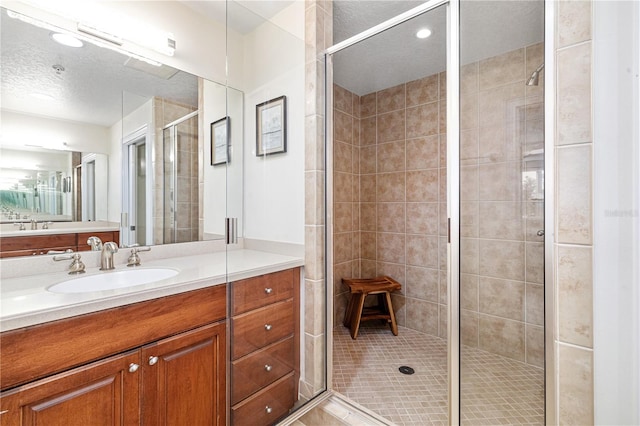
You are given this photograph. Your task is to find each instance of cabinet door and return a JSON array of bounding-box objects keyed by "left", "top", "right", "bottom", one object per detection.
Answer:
[
  {"left": 141, "top": 321, "right": 226, "bottom": 426},
  {"left": 0, "top": 351, "right": 139, "bottom": 426}
]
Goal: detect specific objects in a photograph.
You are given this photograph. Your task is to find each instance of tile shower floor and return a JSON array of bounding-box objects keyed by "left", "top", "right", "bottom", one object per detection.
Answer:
[{"left": 333, "top": 325, "right": 544, "bottom": 425}]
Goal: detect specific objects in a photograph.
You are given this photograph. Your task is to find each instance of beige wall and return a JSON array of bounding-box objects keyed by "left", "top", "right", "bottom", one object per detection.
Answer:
[
  {"left": 332, "top": 42, "right": 546, "bottom": 369},
  {"left": 152, "top": 98, "right": 197, "bottom": 245},
  {"left": 459, "top": 43, "right": 545, "bottom": 368},
  {"left": 554, "top": 0, "right": 594, "bottom": 424},
  {"left": 322, "top": 0, "right": 596, "bottom": 421},
  {"left": 332, "top": 75, "right": 449, "bottom": 339},
  {"left": 303, "top": 0, "right": 332, "bottom": 400}
]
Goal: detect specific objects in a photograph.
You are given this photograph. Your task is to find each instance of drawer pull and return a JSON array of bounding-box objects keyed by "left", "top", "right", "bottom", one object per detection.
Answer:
[
  {"left": 148, "top": 356, "right": 159, "bottom": 366},
  {"left": 264, "top": 364, "right": 272, "bottom": 372},
  {"left": 264, "top": 287, "right": 273, "bottom": 294},
  {"left": 128, "top": 363, "right": 139, "bottom": 373},
  {"left": 264, "top": 324, "right": 272, "bottom": 331},
  {"left": 265, "top": 406, "right": 273, "bottom": 414}
]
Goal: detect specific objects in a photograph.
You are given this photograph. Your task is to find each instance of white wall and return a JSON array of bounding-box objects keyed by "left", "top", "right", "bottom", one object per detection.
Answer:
[
  {"left": 107, "top": 100, "right": 153, "bottom": 223},
  {"left": 202, "top": 80, "right": 227, "bottom": 238},
  {"left": 593, "top": 1, "right": 640, "bottom": 423},
  {"left": 242, "top": 2, "right": 306, "bottom": 244},
  {"left": 1, "top": 110, "right": 109, "bottom": 154}
]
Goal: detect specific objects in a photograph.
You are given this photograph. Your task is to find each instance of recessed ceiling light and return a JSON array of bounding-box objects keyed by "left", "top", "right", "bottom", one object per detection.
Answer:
[
  {"left": 51, "top": 32, "right": 84, "bottom": 48},
  {"left": 416, "top": 28, "right": 432, "bottom": 39},
  {"left": 30, "top": 93, "right": 55, "bottom": 101}
]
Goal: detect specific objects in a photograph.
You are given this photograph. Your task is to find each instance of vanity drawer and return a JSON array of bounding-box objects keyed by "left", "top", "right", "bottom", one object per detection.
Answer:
[
  {"left": 231, "top": 269, "right": 295, "bottom": 315},
  {"left": 231, "top": 299, "right": 294, "bottom": 360},
  {"left": 231, "top": 372, "right": 295, "bottom": 426},
  {"left": 231, "top": 336, "right": 294, "bottom": 404}
]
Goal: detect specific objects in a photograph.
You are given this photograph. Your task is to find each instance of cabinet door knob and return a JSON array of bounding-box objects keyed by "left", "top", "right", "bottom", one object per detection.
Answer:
[
  {"left": 128, "top": 363, "right": 139, "bottom": 373},
  {"left": 264, "top": 287, "right": 273, "bottom": 294},
  {"left": 264, "top": 324, "right": 272, "bottom": 331},
  {"left": 265, "top": 406, "right": 272, "bottom": 414},
  {"left": 264, "top": 364, "right": 272, "bottom": 372},
  {"left": 148, "top": 356, "right": 159, "bottom": 366}
]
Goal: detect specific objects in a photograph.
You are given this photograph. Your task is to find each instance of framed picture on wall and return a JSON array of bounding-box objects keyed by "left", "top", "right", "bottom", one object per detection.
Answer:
[
  {"left": 211, "top": 116, "right": 230, "bottom": 165},
  {"left": 256, "top": 95, "right": 287, "bottom": 156}
]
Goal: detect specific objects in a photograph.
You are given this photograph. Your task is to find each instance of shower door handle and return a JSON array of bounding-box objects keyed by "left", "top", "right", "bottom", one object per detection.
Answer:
[
  {"left": 537, "top": 230, "right": 545, "bottom": 237},
  {"left": 226, "top": 217, "right": 238, "bottom": 244}
]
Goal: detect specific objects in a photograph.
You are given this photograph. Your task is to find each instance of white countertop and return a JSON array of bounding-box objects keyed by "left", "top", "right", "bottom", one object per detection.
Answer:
[
  {"left": 0, "top": 249, "right": 303, "bottom": 332},
  {"left": 0, "top": 221, "right": 119, "bottom": 238}
]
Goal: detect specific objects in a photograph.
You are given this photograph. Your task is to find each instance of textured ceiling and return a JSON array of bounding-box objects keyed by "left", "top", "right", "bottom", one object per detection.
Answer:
[
  {"left": 181, "top": 0, "right": 295, "bottom": 34},
  {"left": 333, "top": 0, "right": 544, "bottom": 96},
  {"left": 0, "top": 7, "right": 198, "bottom": 128},
  {"left": 1, "top": 1, "right": 544, "bottom": 126}
]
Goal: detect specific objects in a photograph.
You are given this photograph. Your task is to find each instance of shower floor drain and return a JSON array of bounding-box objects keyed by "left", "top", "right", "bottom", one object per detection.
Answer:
[{"left": 399, "top": 366, "right": 415, "bottom": 375}]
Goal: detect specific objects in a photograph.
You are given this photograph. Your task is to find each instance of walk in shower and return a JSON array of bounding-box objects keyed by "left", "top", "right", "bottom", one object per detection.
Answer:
[
  {"left": 328, "top": 1, "right": 545, "bottom": 424},
  {"left": 162, "top": 110, "right": 199, "bottom": 244}
]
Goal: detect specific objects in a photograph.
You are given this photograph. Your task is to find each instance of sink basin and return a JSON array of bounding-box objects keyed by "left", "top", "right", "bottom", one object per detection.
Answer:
[{"left": 48, "top": 268, "right": 180, "bottom": 294}]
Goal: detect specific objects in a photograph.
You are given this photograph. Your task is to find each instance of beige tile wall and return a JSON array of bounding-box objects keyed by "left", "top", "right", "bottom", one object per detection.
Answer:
[
  {"left": 332, "top": 72, "right": 448, "bottom": 339},
  {"left": 152, "top": 98, "right": 198, "bottom": 245},
  {"left": 554, "top": 0, "right": 594, "bottom": 424},
  {"left": 458, "top": 43, "right": 545, "bottom": 368},
  {"left": 302, "top": 0, "right": 332, "bottom": 401}
]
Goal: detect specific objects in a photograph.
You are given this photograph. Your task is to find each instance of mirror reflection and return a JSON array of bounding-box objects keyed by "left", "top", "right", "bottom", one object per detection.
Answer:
[{"left": 0, "top": 6, "right": 243, "bottom": 251}]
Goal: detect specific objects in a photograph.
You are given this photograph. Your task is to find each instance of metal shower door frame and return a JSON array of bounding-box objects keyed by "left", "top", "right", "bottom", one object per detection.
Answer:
[{"left": 324, "top": 0, "right": 462, "bottom": 422}]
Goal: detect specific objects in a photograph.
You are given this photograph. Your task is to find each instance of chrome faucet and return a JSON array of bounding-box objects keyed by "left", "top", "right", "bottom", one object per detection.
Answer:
[
  {"left": 87, "top": 236, "right": 103, "bottom": 251},
  {"left": 127, "top": 246, "right": 151, "bottom": 267},
  {"left": 30, "top": 219, "right": 38, "bottom": 230},
  {"left": 100, "top": 242, "right": 119, "bottom": 271},
  {"left": 53, "top": 252, "right": 86, "bottom": 274}
]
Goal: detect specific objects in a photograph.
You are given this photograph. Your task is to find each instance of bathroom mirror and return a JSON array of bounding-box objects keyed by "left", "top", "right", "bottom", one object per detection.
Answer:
[{"left": 0, "top": 6, "right": 243, "bottom": 249}]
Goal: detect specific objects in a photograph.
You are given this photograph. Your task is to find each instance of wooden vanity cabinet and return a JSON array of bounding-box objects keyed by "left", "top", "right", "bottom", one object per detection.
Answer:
[
  {"left": 0, "top": 230, "right": 120, "bottom": 257},
  {"left": 0, "top": 234, "right": 76, "bottom": 258},
  {"left": 0, "top": 284, "right": 226, "bottom": 426},
  {"left": 0, "top": 351, "right": 141, "bottom": 425},
  {"left": 140, "top": 322, "right": 226, "bottom": 425},
  {"left": 230, "top": 268, "right": 300, "bottom": 426}
]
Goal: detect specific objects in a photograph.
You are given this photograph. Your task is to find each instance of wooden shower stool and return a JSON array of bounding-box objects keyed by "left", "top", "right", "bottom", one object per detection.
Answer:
[{"left": 342, "top": 276, "right": 402, "bottom": 340}]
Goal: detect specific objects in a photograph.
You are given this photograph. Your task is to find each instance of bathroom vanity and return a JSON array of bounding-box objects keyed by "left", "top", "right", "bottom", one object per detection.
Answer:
[
  {"left": 0, "top": 222, "right": 120, "bottom": 258},
  {"left": 0, "top": 250, "right": 303, "bottom": 426}
]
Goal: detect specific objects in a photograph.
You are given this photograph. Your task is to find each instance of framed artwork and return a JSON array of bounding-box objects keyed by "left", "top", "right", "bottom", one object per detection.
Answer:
[
  {"left": 211, "top": 116, "right": 230, "bottom": 165},
  {"left": 256, "top": 95, "right": 286, "bottom": 156}
]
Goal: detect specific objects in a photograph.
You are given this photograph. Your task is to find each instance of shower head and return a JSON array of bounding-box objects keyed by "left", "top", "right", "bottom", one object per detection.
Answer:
[{"left": 527, "top": 63, "right": 545, "bottom": 86}]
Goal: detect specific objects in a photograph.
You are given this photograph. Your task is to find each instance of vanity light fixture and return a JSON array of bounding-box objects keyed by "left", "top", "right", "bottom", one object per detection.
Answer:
[
  {"left": 416, "top": 28, "right": 432, "bottom": 39},
  {"left": 77, "top": 23, "right": 123, "bottom": 46},
  {"left": 7, "top": 9, "right": 165, "bottom": 67},
  {"left": 30, "top": 93, "right": 55, "bottom": 101},
  {"left": 51, "top": 32, "right": 83, "bottom": 48}
]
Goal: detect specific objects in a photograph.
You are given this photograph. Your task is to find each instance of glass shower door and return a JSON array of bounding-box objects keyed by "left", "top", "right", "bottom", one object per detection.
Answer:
[{"left": 458, "top": 0, "right": 545, "bottom": 423}]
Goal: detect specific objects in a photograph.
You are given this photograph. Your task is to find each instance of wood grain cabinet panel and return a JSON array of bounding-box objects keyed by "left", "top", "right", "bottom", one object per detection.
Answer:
[
  {"left": 0, "top": 283, "right": 227, "bottom": 426},
  {"left": 0, "top": 351, "right": 140, "bottom": 425},
  {"left": 231, "top": 373, "right": 296, "bottom": 426},
  {"left": 231, "top": 299, "right": 294, "bottom": 360},
  {"left": 0, "top": 234, "right": 76, "bottom": 258},
  {"left": 232, "top": 268, "right": 295, "bottom": 315},
  {"left": 0, "top": 230, "right": 120, "bottom": 257},
  {"left": 231, "top": 337, "right": 295, "bottom": 404},
  {"left": 230, "top": 268, "right": 300, "bottom": 426},
  {"left": 141, "top": 322, "right": 226, "bottom": 426}
]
